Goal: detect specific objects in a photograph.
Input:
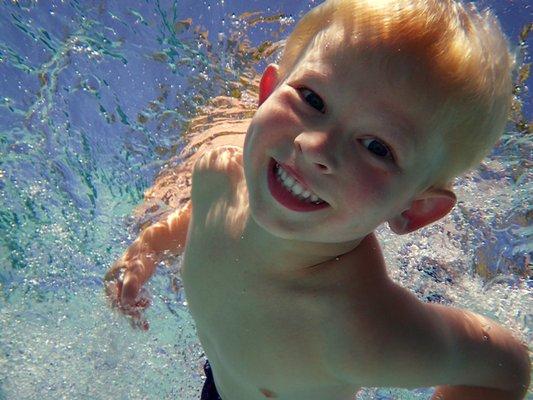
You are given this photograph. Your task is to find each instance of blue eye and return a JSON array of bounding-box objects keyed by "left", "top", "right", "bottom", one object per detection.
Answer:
[
  {"left": 299, "top": 88, "right": 325, "bottom": 113},
  {"left": 361, "top": 138, "right": 394, "bottom": 160}
]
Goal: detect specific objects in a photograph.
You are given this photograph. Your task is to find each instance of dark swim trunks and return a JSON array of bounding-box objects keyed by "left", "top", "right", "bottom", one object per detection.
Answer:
[{"left": 201, "top": 360, "right": 222, "bottom": 400}]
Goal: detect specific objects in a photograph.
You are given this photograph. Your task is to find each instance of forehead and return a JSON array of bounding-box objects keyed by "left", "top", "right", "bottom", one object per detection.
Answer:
[{"left": 294, "top": 35, "right": 437, "bottom": 101}]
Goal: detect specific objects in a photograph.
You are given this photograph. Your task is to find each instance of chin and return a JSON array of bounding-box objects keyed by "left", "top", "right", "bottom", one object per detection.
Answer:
[
  {"left": 249, "top": 205, "right": 339, "bottom": 243},
  {"left": 248, "top": 201, "right": 303, "bottom": 238}
]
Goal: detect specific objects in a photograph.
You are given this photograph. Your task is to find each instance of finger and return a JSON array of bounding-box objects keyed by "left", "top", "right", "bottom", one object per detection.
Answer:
[
  {"left": 104, "top": 260, "right": 125, "bottom": 282},
  {"left": 103, "top": 267, "right": 118, "bottom": 282},
  {"left": 121, "top": 272, "right": 140, "bottom": 306},
  {"left": 104, "top": 279, "right": 120, "bottom": 305},
  {"left": 115, "top": 279, "right": 123, "bottom": 303},
  {"left": 134, "top": 296, "right": 151, "bottom": 309},
  {"left": 128, "top": 313, "right": 150, "bottom": 331},
  {"left": 138, "top": 319, "right": 149, "bottom": 331}
]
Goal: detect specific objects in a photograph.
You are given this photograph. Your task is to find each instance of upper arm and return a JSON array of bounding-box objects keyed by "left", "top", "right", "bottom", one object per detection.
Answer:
[
  {"left": 426, "top": 302, "right": 530, "bottom": 395},
  {"left": 332, "top": 280, "right": 529, "bottom": 393}
]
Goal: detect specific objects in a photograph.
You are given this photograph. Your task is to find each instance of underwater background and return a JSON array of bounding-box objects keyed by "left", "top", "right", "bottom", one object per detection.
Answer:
[{"left": 0, "top": 0, "right": 531, "bottom": 399}]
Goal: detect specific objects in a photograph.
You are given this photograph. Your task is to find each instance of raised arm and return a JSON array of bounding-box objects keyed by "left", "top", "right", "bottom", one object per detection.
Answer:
[
  {"left": 331, "top": 279, "right": 530, "bottom": 399},
  {"left": 105, "top": 200, "right": 191, "bottom": 306}
]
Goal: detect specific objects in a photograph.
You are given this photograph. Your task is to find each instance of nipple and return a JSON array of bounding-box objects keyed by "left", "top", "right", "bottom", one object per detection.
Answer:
[{"left": 259, "top": 388, "right": 277, "bottom": 398}]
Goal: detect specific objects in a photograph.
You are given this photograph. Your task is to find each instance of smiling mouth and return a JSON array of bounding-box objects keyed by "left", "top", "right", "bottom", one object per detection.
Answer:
[{"left": 267, "top": 159, "right": 329, "bottom": 212}]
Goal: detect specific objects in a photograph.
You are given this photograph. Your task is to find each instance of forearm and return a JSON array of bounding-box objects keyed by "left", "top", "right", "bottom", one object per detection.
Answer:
[
  {"left": 104, "top": 203, "right": 190, "bottom": 309},
  {"left": 120, "top": 239, "right": 159, "bottom": 282},
  {"left": 122, "top": 201, "right": 191, "bottom": 275}
]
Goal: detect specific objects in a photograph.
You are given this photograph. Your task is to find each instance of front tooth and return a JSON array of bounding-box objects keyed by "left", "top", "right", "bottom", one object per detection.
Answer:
[
  {"left": 276, "top": 165, "right": 325, "bottom": 204},
  {"left": 284, "top": 175, "right": 295, "bottom": 187},
  {"left": 291, "top": 183, "right": 303, "bottom": 195}
]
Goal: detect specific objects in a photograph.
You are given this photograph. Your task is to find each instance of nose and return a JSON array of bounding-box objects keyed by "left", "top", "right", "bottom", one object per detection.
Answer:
[{"left": 294, "top": 131, "right": 337, "bottom": 174}]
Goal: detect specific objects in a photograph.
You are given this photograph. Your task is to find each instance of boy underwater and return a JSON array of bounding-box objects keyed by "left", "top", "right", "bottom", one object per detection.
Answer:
[{"left": 105, "top": 0, "right": 531, "bottom": 398}]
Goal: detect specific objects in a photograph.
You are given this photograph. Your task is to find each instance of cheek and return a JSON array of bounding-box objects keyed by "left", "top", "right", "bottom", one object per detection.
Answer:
[
  {"left": 342, "top": 163, "right": 393, "bottom": 205},
  {"left": 254, "top": 92, "right": 301, "bottom": 137}
]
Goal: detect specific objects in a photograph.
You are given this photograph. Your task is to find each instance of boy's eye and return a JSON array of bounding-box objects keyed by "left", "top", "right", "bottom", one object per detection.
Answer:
[
  {"left": 298, "top": 88, "right": 325, "bottom": 113},
  {"left": 360, "top": 138, "right": 395, "bottom": 161}
]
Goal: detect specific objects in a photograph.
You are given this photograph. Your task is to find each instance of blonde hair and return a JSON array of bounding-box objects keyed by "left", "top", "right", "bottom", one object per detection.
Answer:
[{"left": 279, "top": 0, "right": 515, "bottom": 188}]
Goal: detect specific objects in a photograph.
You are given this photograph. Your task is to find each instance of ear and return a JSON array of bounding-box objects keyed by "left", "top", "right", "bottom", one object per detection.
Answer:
[
  {"left": 258, "top": 64, "right": 279, "bottom": 106},
  {"left": 388, "top": 187, "right": 456, "bottom": 234}
]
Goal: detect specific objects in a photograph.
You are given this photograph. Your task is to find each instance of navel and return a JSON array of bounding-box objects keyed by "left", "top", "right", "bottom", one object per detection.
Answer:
[{"left": 259, "top": 388, "right": 277, "bottom": 398}]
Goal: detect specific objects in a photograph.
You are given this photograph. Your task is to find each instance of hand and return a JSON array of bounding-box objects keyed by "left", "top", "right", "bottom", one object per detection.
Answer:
[{"left": 104, "top": 258, "right": 152, "bottom": 331}]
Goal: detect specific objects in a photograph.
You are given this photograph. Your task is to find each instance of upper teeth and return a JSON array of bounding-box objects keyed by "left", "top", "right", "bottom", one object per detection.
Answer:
[{"left": 275, "top": 164, "right": 325, "bottom": 204}]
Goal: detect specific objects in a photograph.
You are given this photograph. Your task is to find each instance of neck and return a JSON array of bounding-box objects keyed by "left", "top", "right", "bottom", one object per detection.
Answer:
[{"left": 244, "top": 214, "right": 365, "bottom": 273}]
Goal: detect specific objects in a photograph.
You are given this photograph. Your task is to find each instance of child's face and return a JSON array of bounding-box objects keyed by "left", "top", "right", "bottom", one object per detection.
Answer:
[{"left": 244, "top": 44, "right": 449, "bottom": 243}]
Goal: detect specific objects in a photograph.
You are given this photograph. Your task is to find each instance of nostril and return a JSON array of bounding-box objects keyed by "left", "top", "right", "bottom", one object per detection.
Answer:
[{"left": 294, "top": 137, "right": 332, "bottom": 172}]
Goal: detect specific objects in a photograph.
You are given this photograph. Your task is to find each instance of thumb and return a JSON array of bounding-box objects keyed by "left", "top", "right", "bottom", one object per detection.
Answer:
[{"left": 121, "top": 272, "right": 140, "bottom": 306}]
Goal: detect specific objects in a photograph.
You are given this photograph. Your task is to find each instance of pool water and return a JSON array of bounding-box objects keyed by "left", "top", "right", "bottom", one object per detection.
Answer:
[{"left": 0, "top": 1, "right": 531, "bottom": 399}]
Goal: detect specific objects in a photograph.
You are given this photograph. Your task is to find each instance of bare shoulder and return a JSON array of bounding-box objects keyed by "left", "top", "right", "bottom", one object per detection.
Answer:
[
  {"left": 193, "top": 145, "right": 243, "bottom": 174},
  {"left": 324, "top": 241, "right": 455, "bottom": 388},
  {"left": 190, "top": 145, "right": 249, "bottom": 236},
  {"left": 191, "top": 145, "right": 245, "bottom": 203}
]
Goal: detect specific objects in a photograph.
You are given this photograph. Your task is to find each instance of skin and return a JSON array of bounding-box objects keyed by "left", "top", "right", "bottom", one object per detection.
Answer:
[{"left": 104, "top": 42, "right": 530, "bottom": 399}]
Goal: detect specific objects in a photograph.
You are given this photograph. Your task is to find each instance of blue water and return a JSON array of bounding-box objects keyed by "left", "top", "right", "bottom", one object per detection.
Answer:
[{"left": 0, "top": 1, "right": 531, "bottom": 399}]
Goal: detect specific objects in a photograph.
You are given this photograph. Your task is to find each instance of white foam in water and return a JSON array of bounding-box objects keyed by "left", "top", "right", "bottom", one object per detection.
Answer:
[{"left": 0, "top": 279, "right": 205, "bottom": 400}]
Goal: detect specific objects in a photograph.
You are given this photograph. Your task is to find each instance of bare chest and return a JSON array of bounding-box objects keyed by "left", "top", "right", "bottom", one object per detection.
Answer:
[
  {"left": 181, "top": 213, "right": 358, "bottom": 399},
  {"left": 182, "top": 224, "right": 326, "bottom": 370}
]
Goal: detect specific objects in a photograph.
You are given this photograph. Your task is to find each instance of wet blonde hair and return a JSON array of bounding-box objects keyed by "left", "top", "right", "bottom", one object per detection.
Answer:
[{"left": 279, "top": 0, "right": 515, "bottom": 188}]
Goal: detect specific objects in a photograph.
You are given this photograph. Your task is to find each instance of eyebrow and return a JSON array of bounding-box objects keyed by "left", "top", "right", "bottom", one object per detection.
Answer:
[{"left": 294, "top": 68, "right": 330, "bottom": 85}]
